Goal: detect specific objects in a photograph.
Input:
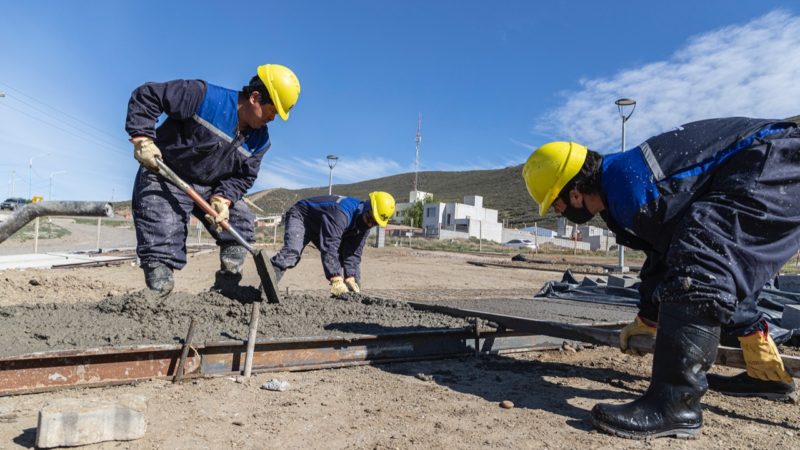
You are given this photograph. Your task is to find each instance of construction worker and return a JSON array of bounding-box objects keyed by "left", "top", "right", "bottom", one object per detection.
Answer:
[
  {"left": 270, "top": 192, "right": 395, "bottom": 297},
  {"left": 125, "top": 64, "right": 301, "bottom": 296},
  {"left": 522, "top": 117, "right": 799, "bottom": 439}
]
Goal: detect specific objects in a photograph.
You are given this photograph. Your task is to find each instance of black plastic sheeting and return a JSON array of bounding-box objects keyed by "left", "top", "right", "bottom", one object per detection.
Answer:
[{"left": 535, "top": 270, "right": 800, "bottom": 347}]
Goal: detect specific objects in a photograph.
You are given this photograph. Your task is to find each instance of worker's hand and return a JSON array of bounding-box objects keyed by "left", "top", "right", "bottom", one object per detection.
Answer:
[
  {"left": 619, "top": 315, "right": 657, "bottom": 356},
  {"left": 330, "top": 276, "right": 349, "bottom": 297},
  {"left": 204, "top": 195, "right": 231, "bottom": 232},
  {"left": 132, "top": 137, "right": 162, "bottom": 171},
  {"left": 344, "top": 277, "right": 360, "bottom": 293},
  {"left": 739, "top": 330, "right": 793, "bottom": 383}
]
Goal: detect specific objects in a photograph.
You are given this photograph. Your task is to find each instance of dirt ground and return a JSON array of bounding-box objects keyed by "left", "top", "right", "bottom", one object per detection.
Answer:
[{"left": 0, "top": 245, "right": 798, "bottom": 449}]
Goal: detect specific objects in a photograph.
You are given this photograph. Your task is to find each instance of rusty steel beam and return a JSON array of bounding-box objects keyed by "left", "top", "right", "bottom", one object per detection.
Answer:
[
  {"left": 0, "top": 329, "right": 551, "bottom": 396},
  {"left": 0, "top": 344, "right": 200, "bottom": 396},
  {"left": 408, "top": 303, "right": 800, "bottom": 378}
]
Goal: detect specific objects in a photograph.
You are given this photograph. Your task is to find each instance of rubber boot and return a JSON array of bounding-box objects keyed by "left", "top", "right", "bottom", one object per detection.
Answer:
[
  {"left": 212, "top": 244, "right": 247, "bottom": 296},
  {"left": 143, "top": 263, "right": 174, "bottom": 296},
  {"left": 591, "top": 303, "right": 721, "bottom": 439},
  {"left": 707, "top": 371, "right": 795, "bottom": 400}
]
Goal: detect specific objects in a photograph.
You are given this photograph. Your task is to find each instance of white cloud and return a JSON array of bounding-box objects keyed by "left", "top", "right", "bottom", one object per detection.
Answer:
[{"left": 535, "top": 10, "right": 800, "bottom": 153}]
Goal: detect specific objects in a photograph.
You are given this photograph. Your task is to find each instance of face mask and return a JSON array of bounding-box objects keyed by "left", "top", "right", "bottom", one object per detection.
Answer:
[{"left": 561, "top": 201, "right": 594, "bottom": 224}]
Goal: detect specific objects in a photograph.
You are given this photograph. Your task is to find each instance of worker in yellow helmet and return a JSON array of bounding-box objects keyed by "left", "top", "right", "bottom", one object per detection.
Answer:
[
  {"left": 270, "top": 192, "right": 395, "bottom": 297},
  {"left": 126, "top": 64, "right": 300, "bottom": 297},
  {"left": 522, "top": 117, "right": 800, "bottom": 440}
]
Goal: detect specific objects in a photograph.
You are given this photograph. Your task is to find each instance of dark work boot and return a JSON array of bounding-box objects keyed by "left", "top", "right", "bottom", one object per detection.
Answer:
[
  {"left": 143, "top": 263, "right": 174, "bottom": 296},
  {"left": 219, "top": 244, "right": 248, "bottom": 274},
  {"left": 591, "top": 303, "right": 721, "bottom": 439},
  {"left": 211, "top": 244, "right": 247, "bottom": 297},
  {"left": 707, "top": 371, "right": 795, "bottom": 400}
]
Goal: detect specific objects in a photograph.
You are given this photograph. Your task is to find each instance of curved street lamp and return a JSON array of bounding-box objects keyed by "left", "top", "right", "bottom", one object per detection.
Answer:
[{"left": 614, "top": 98, "right": 636, "bottom": 273}]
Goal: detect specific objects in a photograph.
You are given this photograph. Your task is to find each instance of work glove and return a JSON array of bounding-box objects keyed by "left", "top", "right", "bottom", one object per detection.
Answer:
[
  {"left": 739, "top": 329, "right": 793, "bottom": 383},
  {"left": 619, "top": 315, "right": 657, "bottom": 356},
  {"left": 344, "top": 277, "right": 360, "bottom": 293},
  {"left": 132, "top": 137, "right": 162, "bottom": 172},
  {"left": 204, "top": 195, "right": 231, "bottom": 232},
  {"left": 330, "top": 276, "right": 349, "bottom": 297}
]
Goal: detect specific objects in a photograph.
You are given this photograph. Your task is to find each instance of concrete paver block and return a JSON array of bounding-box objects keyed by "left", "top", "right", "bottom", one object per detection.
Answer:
[
  {"left": 36, "top": 396, "right": 146, "bottom": 448},
  {"left": 777, "top": 275, "right": 800, "bottom": 293},
  {"left": 607, "top": 275, "right": 639, "bottom": 288},
  {"left": 782, "top": 304, "right": 800, "bottom": 330}
]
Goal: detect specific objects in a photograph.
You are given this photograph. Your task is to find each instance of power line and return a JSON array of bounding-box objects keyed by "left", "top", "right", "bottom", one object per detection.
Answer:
[
  {"left": 0, "top": 81, "right": 124, "bottom": 145},
  {"left": 0, "top": 101, "right": 128, "bottom": 154}
]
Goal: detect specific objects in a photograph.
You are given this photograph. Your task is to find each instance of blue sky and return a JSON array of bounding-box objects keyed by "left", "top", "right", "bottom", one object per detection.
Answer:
[{"left": 1, "top": 1, "right": 799, "bottom": 201}]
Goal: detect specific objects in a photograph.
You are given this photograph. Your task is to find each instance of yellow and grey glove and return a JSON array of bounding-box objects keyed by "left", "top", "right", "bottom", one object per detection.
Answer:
[
  {"left": 619, "top": 315, "right": 657, "bottom": 356},
  {"left": 344, "top": 277, "right": 360, "bottom": 293},
  {"left": 132, "top": 137, "right": 162, "bottom": 171},
  {"left": 330, "top": 276, "right": 349, "bottom": 297},
  {"left": 739, "top": 330, "right": 792, "bottom": 383},
  {"left": 204, "top": 195, "right": 231, "bottom": 232}
]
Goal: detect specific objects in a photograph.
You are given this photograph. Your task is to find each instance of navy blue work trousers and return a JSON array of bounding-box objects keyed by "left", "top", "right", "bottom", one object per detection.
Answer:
[
  {"left": 651, "top": 128, "right": 800, "bottom": 331},
  {"left": 132, "top": 167, "right": 255, "bottom": 270}
]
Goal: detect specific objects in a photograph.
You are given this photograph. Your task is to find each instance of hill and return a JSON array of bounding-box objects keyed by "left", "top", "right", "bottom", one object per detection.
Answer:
[{"left": 248, "top": 165, "right": 572, "bottom": 229}]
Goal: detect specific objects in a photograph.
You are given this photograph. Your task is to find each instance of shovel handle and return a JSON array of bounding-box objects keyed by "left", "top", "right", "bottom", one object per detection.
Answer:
[{"left": 153, "top": 159, "right": 254, "bottom": 253}]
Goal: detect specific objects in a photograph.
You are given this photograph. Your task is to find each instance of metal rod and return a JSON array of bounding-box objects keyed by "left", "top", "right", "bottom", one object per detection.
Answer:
[
  {"left": 0, "top": 201, "right": 113, "bottom": 244},
  {"left": 243, "top": 301, "right": 261, "bottom": 377},
  {"left": 173, "top": 318, "right": 197, "bottom": 383}
]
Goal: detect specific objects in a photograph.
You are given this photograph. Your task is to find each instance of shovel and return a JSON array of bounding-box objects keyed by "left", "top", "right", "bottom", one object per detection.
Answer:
[{"left": 153, "top": 159, "right": 281, "bottom": 304}]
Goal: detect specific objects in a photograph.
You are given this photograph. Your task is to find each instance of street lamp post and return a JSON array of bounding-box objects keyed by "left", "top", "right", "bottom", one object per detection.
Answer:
[
  {"left": 614, "top": 98, "right": 636, "bottom": 273},
  {"left": 29, "top": 153, "right": 50, "bottom": 200},
  {"left": 49, "top": 171, "right": 67, "bottom": 200},
  {"left": 326, "top": 155, "right": 338, "bottom": 195}
]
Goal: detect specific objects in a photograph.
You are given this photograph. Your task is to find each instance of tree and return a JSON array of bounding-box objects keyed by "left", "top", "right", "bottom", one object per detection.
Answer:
[{"left": 402, "top": 197, "right": 439, "bottom": 227}]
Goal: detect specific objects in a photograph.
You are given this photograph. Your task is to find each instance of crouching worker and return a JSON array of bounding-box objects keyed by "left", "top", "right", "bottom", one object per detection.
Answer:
[
  {"left": 522, "top": 117, "right": 799, "bottom": 439},
  {"left": 270, "top": 192, "right": 395, "bottom": 297},
  {"left": 125, "top": 64, "right": 301, "bottom": 296}
]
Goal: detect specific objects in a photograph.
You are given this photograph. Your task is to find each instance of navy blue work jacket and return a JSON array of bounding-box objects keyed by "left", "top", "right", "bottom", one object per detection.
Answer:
[
  {"left": 599, "top": 117, "right": 796, "bottom": 254},
  {"left": 295, "top": 195, "right": 371, "bottom": 278},
  {"left": 125, "top": 80, "right": 270, "bottom": 202}
]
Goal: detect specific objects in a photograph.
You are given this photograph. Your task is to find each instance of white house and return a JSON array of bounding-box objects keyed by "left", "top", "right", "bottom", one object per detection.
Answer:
[
  {"left": 392, "top": 190, "right": 433, "bottom": 224},
  {"left": 422, "top": 195, "right": 502, "bottom": 242}
]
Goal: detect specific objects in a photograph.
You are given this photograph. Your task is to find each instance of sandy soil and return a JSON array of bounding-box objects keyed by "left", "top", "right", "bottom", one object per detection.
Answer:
[{"left": 0, "top": 246, "right": 798, "bottom": 449}]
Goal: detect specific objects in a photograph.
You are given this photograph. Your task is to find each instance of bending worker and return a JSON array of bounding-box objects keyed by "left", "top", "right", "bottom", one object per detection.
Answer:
[
  {"left": 522, "top": 117, "right": 798, "bottom": 440},
  {"left": 125, "top": 64, "right": 301, "bottom": 296},
  {"left": 270, "top": 192, "right": 395, "bottom": 297}
]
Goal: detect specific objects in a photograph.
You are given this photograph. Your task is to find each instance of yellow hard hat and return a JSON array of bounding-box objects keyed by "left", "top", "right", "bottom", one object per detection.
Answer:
[
  {"left": 256, "top": 64, "right": 301, "bottom": 121},
  {"left": 368, "top": 191, "right": 396, "bottom": 227},
  {"left": 522, "top": 141, "right": 588, "bottom": 216}
]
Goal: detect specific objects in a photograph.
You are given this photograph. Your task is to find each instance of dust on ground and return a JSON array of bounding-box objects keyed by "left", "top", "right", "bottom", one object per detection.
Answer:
[{"left": 0, "top": 246, "right": 798, "bottom": 449}]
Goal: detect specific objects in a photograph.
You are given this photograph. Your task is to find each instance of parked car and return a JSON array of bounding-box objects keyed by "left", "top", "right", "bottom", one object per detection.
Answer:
[
  {"left": 503, "top": 238, "right": 537, "bottom": 250},
  {"left": 0, "top": 197, "right": 29, "bottom": 211}
]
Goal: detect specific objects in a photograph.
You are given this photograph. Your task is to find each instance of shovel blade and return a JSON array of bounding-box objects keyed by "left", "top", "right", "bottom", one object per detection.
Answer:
[{"left": 253, "top": 250, "right": 280, "bottom": 304}]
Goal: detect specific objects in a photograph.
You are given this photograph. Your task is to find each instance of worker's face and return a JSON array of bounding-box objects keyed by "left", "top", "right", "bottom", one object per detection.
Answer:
[
  {"left": 362, "top": 211, "right": 378, "bottom": 228},
  {"left": 240, "top": 92, "right": 278, "bottom": 130},
  {"left": 552, "top": 189, "right": 594, "bottom": 224}
]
